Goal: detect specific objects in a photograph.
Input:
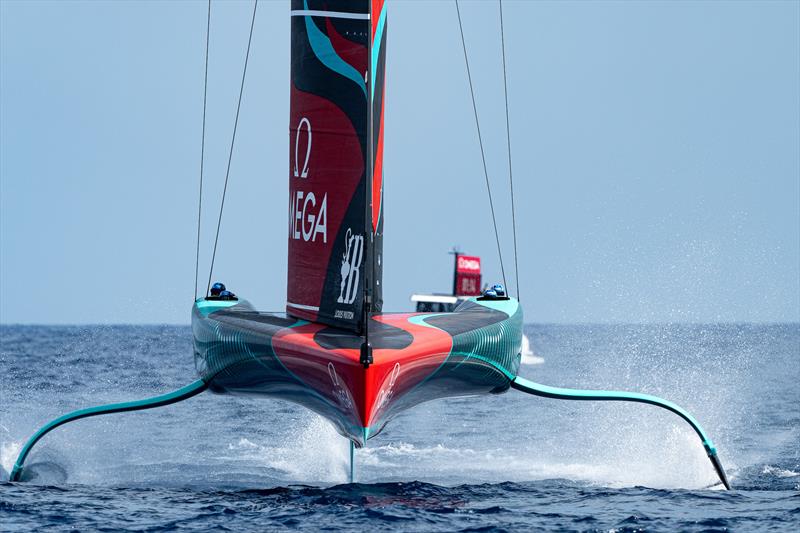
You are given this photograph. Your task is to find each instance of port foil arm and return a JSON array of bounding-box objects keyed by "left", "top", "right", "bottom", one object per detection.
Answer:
[{"left": 10, "top": 379, "right": 208, "bottom": 482}]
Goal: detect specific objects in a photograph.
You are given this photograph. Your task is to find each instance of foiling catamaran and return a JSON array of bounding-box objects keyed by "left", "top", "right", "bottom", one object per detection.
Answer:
[{"left": 11, "top": 0, "right": 731, "bottom": 489}]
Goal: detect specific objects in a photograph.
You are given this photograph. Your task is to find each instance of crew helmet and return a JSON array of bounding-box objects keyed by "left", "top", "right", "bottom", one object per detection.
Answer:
[{"left": 210, "top": 282, "right": 226, "bottom": 296}]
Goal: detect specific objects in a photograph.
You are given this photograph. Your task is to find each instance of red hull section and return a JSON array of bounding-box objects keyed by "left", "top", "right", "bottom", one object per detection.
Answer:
[{"left": 273, "top": 314, "right": 452, "bottom": 431}]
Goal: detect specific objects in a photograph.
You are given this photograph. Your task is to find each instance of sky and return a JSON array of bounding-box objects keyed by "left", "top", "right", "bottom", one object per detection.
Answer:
[{"left": 1, "top": 0, "right": 798, "bottom": 324}]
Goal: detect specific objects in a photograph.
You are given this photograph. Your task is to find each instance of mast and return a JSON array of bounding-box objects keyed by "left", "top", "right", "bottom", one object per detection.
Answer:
[
  {"left": 450, "top": 249, "right": 461, "bottom": 295},
  {"left": 361, "top": 0, "right": 374, "bottom": 363},
  {"left": 361, "top": 0, "right": 386, "bottom": 363},
  {"left": 364, "top": 0, "right": 374, "bottom": 346}
]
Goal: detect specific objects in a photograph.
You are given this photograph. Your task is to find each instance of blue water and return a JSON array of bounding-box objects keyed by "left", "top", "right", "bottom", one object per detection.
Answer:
[{"left": 1, "top": 324, "right": 798, "bottom": 531}]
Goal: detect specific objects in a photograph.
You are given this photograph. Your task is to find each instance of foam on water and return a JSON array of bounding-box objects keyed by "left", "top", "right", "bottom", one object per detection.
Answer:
[{"left": 762, "top": 465, "right": 800, "bottom": 479}]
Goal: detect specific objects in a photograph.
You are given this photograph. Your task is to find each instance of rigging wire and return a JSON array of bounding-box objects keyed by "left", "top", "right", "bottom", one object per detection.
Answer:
[
  {"left": 194, "top": 0, "right": 211, "bottom": 301},
  {"left": 498, "top": 0, "right": 520, "bottom": 301},
  {"left": 455, "top": 0, "right": 507, "bottom": 290},
  {"left": 205, "top": 0, "right": 258, "bottom": 297}
]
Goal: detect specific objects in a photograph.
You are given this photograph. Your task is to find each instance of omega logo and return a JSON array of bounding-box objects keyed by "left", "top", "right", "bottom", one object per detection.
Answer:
[{"left": 293, "top": 117, "right": 311, "bottom": 178}]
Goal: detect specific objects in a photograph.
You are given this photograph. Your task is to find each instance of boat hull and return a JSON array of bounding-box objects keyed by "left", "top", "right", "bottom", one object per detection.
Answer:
[{"left": 192, "top": 297, "right": 522, "bottom": 446}]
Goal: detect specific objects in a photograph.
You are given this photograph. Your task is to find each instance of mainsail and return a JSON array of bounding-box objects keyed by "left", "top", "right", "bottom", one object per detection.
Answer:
[
  {"left": 453, "top": 254, "right": 482, "bottom": 296},
  {"left": 287, "top": 0, "right": 386, "bottom": 333}
]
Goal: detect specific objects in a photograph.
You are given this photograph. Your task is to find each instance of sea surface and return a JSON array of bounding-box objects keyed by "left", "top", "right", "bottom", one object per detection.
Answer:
[{"left": 1, "top": 323, "right": 798, "bottom": 531}]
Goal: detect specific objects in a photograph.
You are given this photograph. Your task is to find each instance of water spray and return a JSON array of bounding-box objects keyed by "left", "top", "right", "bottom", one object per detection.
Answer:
[
  {"left": 9, "top": 374, "right": 732, "bottom": 490},
  {"left": 9, "top": 379, "right": 208, "bottom": 482},
  {"left": 511, "top": 376, "right": 732, "bottom": 490}
]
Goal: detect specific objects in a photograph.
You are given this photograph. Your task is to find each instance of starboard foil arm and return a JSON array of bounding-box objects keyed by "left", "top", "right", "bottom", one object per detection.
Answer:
[
  {"left": 9, "top": 379, "right": 208, "bottom": 482},
  {"left": 510, "top": 376, "right": 732, "bottom": 490}
]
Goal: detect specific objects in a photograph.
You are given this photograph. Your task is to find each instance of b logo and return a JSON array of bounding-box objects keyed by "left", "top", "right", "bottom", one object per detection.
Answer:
[
  {"left": 337, "top": 228, "right": 363, "bottom": 304},
  {"left": 293, "top": 117, "right": 311, "bottom": 178}
]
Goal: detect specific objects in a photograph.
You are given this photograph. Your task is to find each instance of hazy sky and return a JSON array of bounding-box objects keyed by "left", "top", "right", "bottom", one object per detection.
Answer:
[{"left": 1, "top": 0, "right": 798, "bottom": 324}]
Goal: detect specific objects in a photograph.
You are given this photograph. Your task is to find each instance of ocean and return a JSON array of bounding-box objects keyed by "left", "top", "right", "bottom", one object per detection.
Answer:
[{"left": 1, "top": 323, "right": 798, "bottom": 531}]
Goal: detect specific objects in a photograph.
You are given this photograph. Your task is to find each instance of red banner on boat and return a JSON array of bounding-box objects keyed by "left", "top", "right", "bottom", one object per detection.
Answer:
[
  {"left": 286, "top": 0, "right": 385, "bottom": 333},
  {"left": 454, "top": 255, "right": 482, "bottom": 296}
]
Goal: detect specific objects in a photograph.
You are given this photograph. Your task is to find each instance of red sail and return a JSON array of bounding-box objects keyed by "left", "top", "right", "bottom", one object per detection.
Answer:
[
  {"left": 454, "top": 255, "right": 482, "bottom": 296},
  {"left": 287, "top": 0, "right": 386, "bottom": 332}
]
